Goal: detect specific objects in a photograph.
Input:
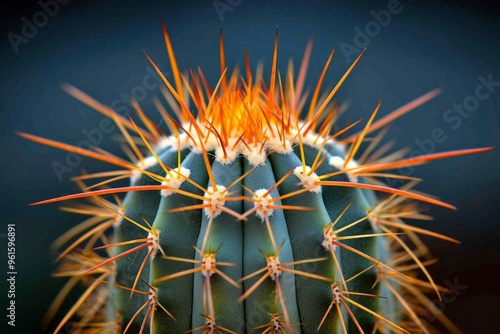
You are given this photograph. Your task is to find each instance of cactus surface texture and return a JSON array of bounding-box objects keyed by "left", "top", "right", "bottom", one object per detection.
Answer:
[{"left": 21, "top": 24, "right": 492, "bottom": 334}]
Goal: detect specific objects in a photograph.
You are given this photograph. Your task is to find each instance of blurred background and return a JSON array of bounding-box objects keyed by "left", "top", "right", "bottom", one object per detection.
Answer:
[{"left": 1, "top": 0, "right": 498, "bottom": 333}]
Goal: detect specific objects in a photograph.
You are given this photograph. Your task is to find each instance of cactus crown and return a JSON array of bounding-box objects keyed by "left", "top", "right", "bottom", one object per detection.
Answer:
[{"left": 20, "top": 23, "right": 492, "bottom": 334}]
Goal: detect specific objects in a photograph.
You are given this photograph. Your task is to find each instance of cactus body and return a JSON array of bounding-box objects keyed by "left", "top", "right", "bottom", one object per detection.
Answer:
[
  {"left": 115, "top": 143, "right": 384, "bottom": 334},
  {"left": 23, "top": 24, "right": 493, "bottom": 334}
]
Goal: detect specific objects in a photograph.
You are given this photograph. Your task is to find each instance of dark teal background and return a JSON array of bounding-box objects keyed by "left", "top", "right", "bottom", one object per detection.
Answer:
[{"left": 1, "top": 0, "right": 499, "bottom": 333}]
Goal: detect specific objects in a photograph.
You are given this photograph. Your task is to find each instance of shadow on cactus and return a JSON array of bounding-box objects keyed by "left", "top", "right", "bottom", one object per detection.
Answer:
[{"left": 20, "top": 22, "right": 492, "bottom": 334}]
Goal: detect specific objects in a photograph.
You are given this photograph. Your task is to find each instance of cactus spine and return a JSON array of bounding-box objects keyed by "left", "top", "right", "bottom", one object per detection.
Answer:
[{"left": 21, "top": 24, "right": 493, "bottom": 334}]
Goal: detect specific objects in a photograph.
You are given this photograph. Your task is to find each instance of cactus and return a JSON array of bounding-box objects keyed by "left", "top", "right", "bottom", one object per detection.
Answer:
[{"left": 20, "top": 23, "right": 492, "bottom": 334}]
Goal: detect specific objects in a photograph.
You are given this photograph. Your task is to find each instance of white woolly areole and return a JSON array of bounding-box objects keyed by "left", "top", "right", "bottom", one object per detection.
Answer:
[
  {"left": 148, "top": 287, "right": 158, "bottom": 303},
  {"left": 205, "top": 315, "right": 217, "bottom": 333},
  {"left": 168, "top": 131, "right": 197, "bottom": 152},
  {"left": 112, "top": 209, "right": 124, "bottom": 228},
  {"left": 201, "top": 253, "right": 216, "bottom": 277},
  {"left": 153, "top": 137, "right": 171, "bottom": 152},
  {"left": 177, "top": 132, "right": 192, "bottom": 149},
  {"left": 160, "top": 167, "right": 191, "bottom": 197},
  {"left": 293, "top": 166, "right": 321, "bottom": 193},
  {"left": 253, "top": 189, "right": 274, "bottom": 221},
  {"left": 328, "top": 156, "right": 359, "bottom": 182},
  {"left": 332, "top": 286, "right": 342, "bottom": 304},
  {"left": 267, "top": 137, "right": 292, "bottom": 154},
  {"left": 267, "top": 255, "right": 281, "bottom": 281},
  {"left": 203, "top": 185, "right": 226, "bottom": 218},
  {"left": 329, "top": 156, "right": 359, "bottom": 170},
  {"left": 215, "top": 145, "right": 239, "bottom": 165},
  {"left": 295, "top": 122, "right": 334, "bottom": 148},
  {"left": 202, "top": 136, "right": 220, "bottom": 153},
  {"left": 243, "top": 147, "right": 267, "bottom": 166},
  {"left": 269, "top": 314, "right": 282, "bottom": 332},
  {"left": 131, "top": 156, "right": 158, "bottom": 183},
  {"left": 157, "top": 132, "right": 194, "bottom": 153},
  {"left": 368, "top": 216, "right": 379, "bottom": 233},
  {"left": 147, "top": 229, "right": 165, "bottom": 258},
  {"left": 322, "top": 226, "right": 338, "bottom": 252}
]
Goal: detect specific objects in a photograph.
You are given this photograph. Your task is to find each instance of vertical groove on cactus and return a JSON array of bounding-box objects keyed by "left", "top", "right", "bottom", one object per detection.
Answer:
[{"left": 21, "top": 23, "right": 493, "bottom": 334}]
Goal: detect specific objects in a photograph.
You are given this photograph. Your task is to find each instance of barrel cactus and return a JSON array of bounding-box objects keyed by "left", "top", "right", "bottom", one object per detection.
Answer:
[{"left": 21, "top": 23, "right": 491, "bottom": 334}]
